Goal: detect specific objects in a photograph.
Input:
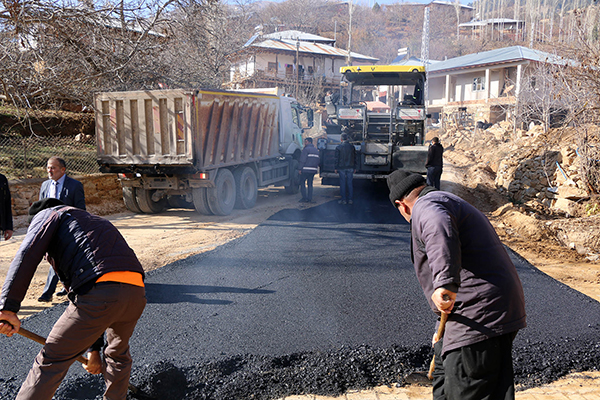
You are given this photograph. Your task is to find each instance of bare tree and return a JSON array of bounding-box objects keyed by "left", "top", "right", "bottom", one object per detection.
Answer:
[
  {"left": 516, "top": 61, "right": 572, "bottom": 133},
  {"left": 0, "top": 0, "right": 178, "bottom": 110},
  {"left": 158, "top": 0, "right": 254, "bottom": 89}
]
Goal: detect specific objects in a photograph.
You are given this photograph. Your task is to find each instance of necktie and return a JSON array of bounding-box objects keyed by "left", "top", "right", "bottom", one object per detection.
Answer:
[{"left": 51, "top": 181, "right": 58, "bottom": 199}]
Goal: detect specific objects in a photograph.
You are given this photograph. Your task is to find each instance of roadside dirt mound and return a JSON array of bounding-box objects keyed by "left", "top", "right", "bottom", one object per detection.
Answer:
[{"left": 431, "top": 124, "right": 600, "bottom": 301}]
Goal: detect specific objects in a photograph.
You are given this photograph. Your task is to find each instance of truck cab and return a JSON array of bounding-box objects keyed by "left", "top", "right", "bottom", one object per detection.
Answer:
[
  {"left": 279, "top": 96, "right": 307, "bottom": 158},
  {"left": 320, "top": 65, "right": 428, "bottom": 185}
]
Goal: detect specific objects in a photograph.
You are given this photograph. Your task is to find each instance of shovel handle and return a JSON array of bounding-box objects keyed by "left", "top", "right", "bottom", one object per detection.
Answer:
[
  {"left": 428, "top": 312, "right": 449, "bottom": 380},
  {"left": 1, "top": 321, "right": 88, "bottom": 364}
]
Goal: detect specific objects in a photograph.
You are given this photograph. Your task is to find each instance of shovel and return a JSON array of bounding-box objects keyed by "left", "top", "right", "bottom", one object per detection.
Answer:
[
  {"left": 0, "top": 321, "right": 153, "bottom": 399},
  {"left": 427, "top": 312, "right": 448, "bottom": 380}
]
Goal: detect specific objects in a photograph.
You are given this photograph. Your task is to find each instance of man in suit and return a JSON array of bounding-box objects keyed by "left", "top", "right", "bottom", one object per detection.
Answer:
[
  {"left": 0, "top": 173, "right": 13, "bottom": 241},
  {"left": 38, "top": 157, "right": 86, "bottom": 302}
]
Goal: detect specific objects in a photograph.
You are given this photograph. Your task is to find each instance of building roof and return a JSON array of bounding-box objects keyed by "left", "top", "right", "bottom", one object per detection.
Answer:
[
  {"left": 262, "top": 30, "right": 336, "bottom": 45},
  {"left": 391, "top": 55, "right": 440, "bottom": 66},
  {"left": 429, "top": 46, "right": 565, "bottom": 74},
  {"left": 459, "top": 18, "right": 524, "bottom": 28},
  {"left": 431, "top": 1, "right": 474, "bottom": 10},
  {"left": 249, "top": 38, "right": 379, "bottom": 62}
]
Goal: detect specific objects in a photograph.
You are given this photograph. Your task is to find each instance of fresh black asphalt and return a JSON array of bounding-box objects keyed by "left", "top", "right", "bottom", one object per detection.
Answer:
[{"left": 1, "top": 185, "right": 600, "bottom": 399}]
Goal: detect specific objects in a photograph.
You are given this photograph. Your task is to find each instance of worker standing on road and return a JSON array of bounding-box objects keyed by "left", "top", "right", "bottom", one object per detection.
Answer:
[
  {"left": 38, "top": 156, "right": 86, "bottom": 303},
  {"left": 0, "top": 173, "right": 13, "bottom": 241},
  {"left": 387, "top": 171, "right": 526, "bottom": 400},
  {"left": 298, "top": 137, "right": 320, "bottom": 203},
  {"left": 425, "top": 137, "right": 443, "bottom": 190},
  {"left": 334, "top": 133, "right": 357, "bottom": 205},
  {"left": 0, "top": 198, "right": 146, "bottom": 400}
]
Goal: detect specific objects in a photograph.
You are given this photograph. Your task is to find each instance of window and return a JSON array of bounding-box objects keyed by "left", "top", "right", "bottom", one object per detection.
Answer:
[
  {"left": 472, "top": 77, "right": 485, "bottom": 91},
  {"left": 267, "top": 62, "right": 277, "bottom": 75},
  {"left": 285, "top": 64, "right": 294, "bottom": 78}
]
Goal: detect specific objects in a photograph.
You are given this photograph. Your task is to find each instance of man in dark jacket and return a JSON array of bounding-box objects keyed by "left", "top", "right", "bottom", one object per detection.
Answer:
[
  {"left": 0, "top": 198, "right": 146, "bottom": 400},
  {"left": 425, "top": 137, "right": 443, "bottom": 190},
  {"left": 298, "top": 137, "right": 320, "bottom": 203},
  {"left": 0, "top": 173, "right": 13, "bottom": 241},
  {"left": 38, "top": 156, "right": 86, "bottom": 302},
  {"left": 387, "top": 171, "right": 526, "bottom": 400},
  {"left": 334, "top": 133, "right": 356, "bottom": 205}
]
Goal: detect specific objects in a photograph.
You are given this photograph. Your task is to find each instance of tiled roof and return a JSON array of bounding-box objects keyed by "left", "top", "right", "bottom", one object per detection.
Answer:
[{"left": 251, "top": 39, "right": 379, "bottom": 62}]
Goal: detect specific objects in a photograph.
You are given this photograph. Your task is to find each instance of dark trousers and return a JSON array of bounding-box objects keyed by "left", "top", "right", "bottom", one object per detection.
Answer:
[
  {"left": 40, "top": 268, "right": 59, "bottom": 299},
  {"left": 433, "top": 333, "right": 516, "bottom": 400},
  {"left": 338, "top": 169, "right": 354, "bottom": 201},
  {"left": 16, "top": 283, "right": 146, "bottom": 400},
  {"left": 427, "top": 166, "right": 443, "bottom": 190},
  {"left": 300, "top": 172, "right": 315, "bottom": 201}
]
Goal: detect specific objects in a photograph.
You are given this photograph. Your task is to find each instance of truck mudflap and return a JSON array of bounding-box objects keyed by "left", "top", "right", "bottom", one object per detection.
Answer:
[{"left": 392, "top": 145, "right": 428, "bottom": 175}]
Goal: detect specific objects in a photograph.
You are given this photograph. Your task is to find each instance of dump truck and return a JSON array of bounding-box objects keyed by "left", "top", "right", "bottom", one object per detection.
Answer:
[
  {"left": 95, "top": 89, "right": 311, "bottom": 216},
  {"left": 319, "top": 65, "right": 429, "bottom": 185}
]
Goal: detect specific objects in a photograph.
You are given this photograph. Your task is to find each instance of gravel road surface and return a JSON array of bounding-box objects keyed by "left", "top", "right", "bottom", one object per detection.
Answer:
[{"left": 1, "top": 186, "right": 600, "bottom": 399}]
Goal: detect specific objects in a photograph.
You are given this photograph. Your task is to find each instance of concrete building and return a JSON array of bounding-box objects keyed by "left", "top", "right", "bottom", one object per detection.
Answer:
[
  {"left": 226, "top": 30, "right": 378, "bottom": 94},
  {"left": 421, "top": 46, "right": 563, "bottom": 125}
]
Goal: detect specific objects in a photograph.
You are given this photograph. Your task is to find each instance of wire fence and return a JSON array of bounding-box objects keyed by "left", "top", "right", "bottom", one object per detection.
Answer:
[{"left": 0, "top": 132, "right": 99, "bottom": 180}]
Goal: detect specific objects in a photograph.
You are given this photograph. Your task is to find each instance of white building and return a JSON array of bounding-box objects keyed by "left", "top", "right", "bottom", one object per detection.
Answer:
[
  {"left": 422, "top": 46, "right": 564, "bottom": 124},
  {"left": 226, "top": 30, "right": 378, "bottom": 93}
]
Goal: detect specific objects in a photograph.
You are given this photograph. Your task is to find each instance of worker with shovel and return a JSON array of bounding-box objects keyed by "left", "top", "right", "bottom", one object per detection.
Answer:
[
  {"left": 387, "top": 171, "right": 526, "bottom": 400},
  {"left": 0, "top": 198, "right": 146, "bottom": 400}
]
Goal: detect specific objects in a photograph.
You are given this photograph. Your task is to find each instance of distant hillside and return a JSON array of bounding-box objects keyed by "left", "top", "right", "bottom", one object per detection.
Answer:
[{"left": 246, "top": 0, "right": 596, "bottom": 62}]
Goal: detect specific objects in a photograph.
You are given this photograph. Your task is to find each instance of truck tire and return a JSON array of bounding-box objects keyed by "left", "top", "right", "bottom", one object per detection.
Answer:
[
  {"left": 122, "top": 187, "right": 142, "bottom": 213},
  {"left": 192, "top": 187, "right": 213, "bottom": 215},
  {"left": 135, "top": 188, "right": 167, "bottom": 214},
  {"left": 206, "top": 169, "right": 236, "bottom": 216},
  {"left": 234, "top": 166, "right": 258, "bottom": 209},
  {"left": 284, "top": 160, "right": 300, "bottom": 194}
]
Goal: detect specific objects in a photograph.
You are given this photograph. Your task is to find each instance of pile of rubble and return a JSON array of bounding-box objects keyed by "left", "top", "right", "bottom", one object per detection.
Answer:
[
  {"left": 440, "top": 121, "right": 596, "bottom": 216},
  {"left": 436, "top": 121, "right": 600, "bottom": 262}
]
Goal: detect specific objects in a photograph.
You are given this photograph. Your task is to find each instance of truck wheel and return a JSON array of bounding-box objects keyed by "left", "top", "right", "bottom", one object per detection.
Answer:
[
  {"left": 192, "top": 187, "right": 213, "bottom": 215},
  {"left": 136, "top": 188, "right": 167, "bottom": 213},
  {"left": 284, "top": 160, "right": 300, "bottom": 194},
  {"left": 234, "top": 167, "right": 258, "bottom": 209},
  {"left": 122, "top": 187, "right": 142, "bottom": 213},
  {"left": 206, "top": 169, "right": 236, "bottom": 216}
]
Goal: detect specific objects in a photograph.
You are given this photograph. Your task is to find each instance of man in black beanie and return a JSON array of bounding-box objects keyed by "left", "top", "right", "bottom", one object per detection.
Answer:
[
  {"left": 0, "top": 198, "right": 146, "bottom": 400},
  {"left": 387, "top": 170, "right": 526, "bottom": 400}
]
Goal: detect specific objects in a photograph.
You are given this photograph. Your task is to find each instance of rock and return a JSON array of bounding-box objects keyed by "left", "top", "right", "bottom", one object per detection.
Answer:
[
  {"left": 552, "top": 198, "right": 581, "bottom": 216},
  {"left": 557, "top": 186, "right": 589, "bottom": 201}
]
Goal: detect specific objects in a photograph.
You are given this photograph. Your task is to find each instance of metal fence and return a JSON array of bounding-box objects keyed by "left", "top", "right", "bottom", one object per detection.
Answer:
[{"left": 0, "top": 132, "right": 99, "bottom": 180}]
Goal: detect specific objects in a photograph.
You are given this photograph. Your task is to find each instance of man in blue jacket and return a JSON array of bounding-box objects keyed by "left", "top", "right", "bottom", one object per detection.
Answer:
[
  {"left": 38, "top": 156, "right": 86, "bottom": 302},
  {"left": 298, "top": 137, "right": 320, "bottom": 203},
  {"left": 387, "top": 171, "right": 526, "bottom": 400},
  {"left": 0, "top": 198, "right": 146, "bottom": 400}
]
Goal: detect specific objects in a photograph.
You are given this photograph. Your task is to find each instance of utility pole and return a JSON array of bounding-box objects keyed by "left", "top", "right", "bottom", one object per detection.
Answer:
[
  {"left": 421, "top": 6, "right": 430, "bottom": 141},
  {"left": 421, "top": 7, "right": 430, "bottom": 110},
  {"left": 296, "top": 40, "right": 300, "bottom": 99},
  {"left": 347, "top": 0, "right": 353, "bottom": 66}
]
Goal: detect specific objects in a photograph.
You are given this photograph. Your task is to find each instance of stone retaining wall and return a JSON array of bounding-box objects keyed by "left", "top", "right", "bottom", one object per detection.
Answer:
[{"left": 8, "top": 174, "right": 123, "bottom": 216}]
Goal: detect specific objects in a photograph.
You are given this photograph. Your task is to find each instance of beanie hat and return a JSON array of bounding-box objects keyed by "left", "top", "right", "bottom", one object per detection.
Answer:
[
  {"left": 387, "top": 171, "right": 426, "bottom": 205},
  {"left": 28, "top": 198, "right": 65, "bottom": 222}
]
